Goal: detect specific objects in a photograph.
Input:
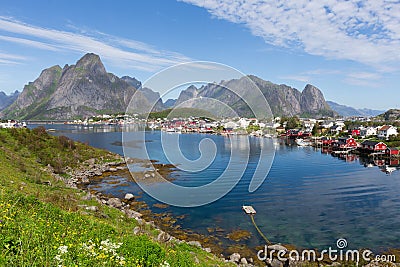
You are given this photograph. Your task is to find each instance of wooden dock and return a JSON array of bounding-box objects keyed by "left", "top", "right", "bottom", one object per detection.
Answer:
[
  {"left": 369, "top": 152, "right": 386, "bottom": 157},
  {"left": 242, "top": 205, "right": 256, "bottom": 215}
]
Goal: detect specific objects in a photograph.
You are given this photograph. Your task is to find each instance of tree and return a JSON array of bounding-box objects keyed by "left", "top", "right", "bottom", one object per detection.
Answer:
[
  {"left": 285, "top": 116, "right": 300, "bottom": 130},
  {"left": 312, "top": 124, "right": 319, "bottom": 136}
]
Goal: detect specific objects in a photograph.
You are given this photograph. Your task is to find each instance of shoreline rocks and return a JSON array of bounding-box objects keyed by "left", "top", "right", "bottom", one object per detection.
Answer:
[
  {"left": 50, "top": 156, "right": 255, "bottom": 266},
  {"left": 46, "top": 155, "right": 400, "bottom": 267},
  {"left": 124, "top": 193, "right": 135, "bottom": 200}
]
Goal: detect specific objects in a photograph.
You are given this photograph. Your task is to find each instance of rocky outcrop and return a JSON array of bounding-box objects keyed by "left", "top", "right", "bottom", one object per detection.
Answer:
[
  {"left": 378, "top": 109, "right": 400, "bottom": 121},
  {"left": 1, "top": 53, "right": 160, "bottom": 120},
  {"left": 300, "top": 84, "right": 332, "bottom": 116}
]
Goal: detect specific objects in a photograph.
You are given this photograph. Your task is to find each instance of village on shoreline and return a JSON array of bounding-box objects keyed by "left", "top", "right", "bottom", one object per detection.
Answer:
[{"left": 2, "top": 112, "right": 400, "bottom": 152}]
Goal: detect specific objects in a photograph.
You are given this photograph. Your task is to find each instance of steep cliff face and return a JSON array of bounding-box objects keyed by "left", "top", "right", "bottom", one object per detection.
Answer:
[
  {"left": 174, "top": 75, "right": 335, "bottom": 118},
  {"left": 300, "top": 84, "right": 333, "bottom": 116},
  {"left": 1, "top": 53, "right": 155, "bottom": 120},
  {"left": 174, "top": 85, "right": 199, "bottom": 107},
  {"left": 249, "top": 75, "right": 302, "bottom": 116},
  {"left": 3, "top": 65, "right": 62, "bottom": 119},
  {"left": 47, "top": 53, "right": 139, "bottom": 118}
]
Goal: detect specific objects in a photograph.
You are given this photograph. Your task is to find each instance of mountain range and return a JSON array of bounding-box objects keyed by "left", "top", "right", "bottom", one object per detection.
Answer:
[
  {"left": 172, "top": 75, "right": 334, "bottom": 118},
  {"left": 326, "top": 101, "right": 384, "bottom": 117},
  {"left": 0, "top": 52, "right": 379, "bottom": 120},
  {"left": 1, "top": 54, "right": 161, "bottom": 120}
]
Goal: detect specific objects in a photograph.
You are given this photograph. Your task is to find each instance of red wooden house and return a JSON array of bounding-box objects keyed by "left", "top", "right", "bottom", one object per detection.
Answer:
[
  {"left": 321, "top": 136, "right": 335, "bottom": 146},
  {"left": 351, "top": 129, "right": 361, "bottom": 136},
  {"left": 286, "top": 129, "right": 302, "bottom": 138},
  {"left": 388, "top": 158, "right": 399, "bottom": 166},
  {"left": 386, "top": 147, "right": 399, "bottom": 156},
  {"left": 360, "top": 140, "right": 387, "bottom": 152},
  {"left": 333, "top": 137, "right": 358, "bottom": 149}
]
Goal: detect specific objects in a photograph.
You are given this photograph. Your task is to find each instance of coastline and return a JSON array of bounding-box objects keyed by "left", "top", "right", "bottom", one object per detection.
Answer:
[
  {"left": 0, "top": 127, "right": 239, "bottom": 266},
  {"left": 16, "top": 125, "right": 399, "bottom": 266},
  {"left": 50, "top": 154, "right": 261, "bottom": 265},
  {"left": 55, "top": 153, "right": 400, "bottom": 267}
]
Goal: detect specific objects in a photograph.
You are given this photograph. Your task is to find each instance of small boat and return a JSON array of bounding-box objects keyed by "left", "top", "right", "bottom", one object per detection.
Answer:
[
  {"left": 295, "top": 138, "right": 312, "bottom": 146},
  {"left": 384, "top": 166, "right": 396, "bottom": 174},
  {"left": 46, "top": 128, "right": 56, "bottom": 132}
]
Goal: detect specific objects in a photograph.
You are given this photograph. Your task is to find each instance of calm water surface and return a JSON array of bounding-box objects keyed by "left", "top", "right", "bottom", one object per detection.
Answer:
[{"left": 31, "top": 124, "right": 400, "bottom": 251}]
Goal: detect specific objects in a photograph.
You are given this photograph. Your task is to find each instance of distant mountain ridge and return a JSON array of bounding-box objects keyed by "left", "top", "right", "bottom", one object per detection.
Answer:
[
  {"left": 327, "top": 101, "right": 384, "bottom": 117},
  {"left": 0, "top": 90, "right": 19, "bottom": 111},
  {"left": 164, "top": 99, "right": 177, "bottom": 108},
  {"left": 1, "top": 54, "right": 159, "bottom": 120},
  {"left": 173, "top": 75, "right": 335, "bottom": 118}
]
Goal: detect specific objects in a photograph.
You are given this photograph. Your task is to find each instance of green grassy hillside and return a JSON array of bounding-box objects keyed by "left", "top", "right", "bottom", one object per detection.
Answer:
[
  {"left": 0, "top": 128, "right": 231, "bottom": 266},
  {"left": 146, "top": 108, "right": 217, "bottom": 120}
]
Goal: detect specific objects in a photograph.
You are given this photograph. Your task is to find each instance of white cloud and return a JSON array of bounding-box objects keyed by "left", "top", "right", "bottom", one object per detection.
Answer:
[
  {"left": 346, "top": 72, "right": 382, "bottom": 80},
  {"left": 304, "top": 69, "right": 342, "bottom": 76},
  {"left": 344, "top": 71, "right": 382, "bottom": 87},
  {"left": 0, "top": 51, "right": 29, "bottom": 65},
  {"left": 181, "top": 0, "right": 400, "bottom": 70},
  {"left": 280, "top": 68, "right": 342, "bottom": 84},
  {"left": 0, "top": 35, "right": 59, "bottom": 51},
  {"left": 344, "top": 78, "right": 381, "bottom": 87},
  {"left": 0, "top": 16, "right": 191, "bottom": 71},
  {"left": 280, "top": 75, "right": 310, "bottom": 83}
]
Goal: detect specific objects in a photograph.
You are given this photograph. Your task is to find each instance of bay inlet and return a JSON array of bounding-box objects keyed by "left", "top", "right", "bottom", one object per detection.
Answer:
[{"left": 33, "top": 124, "right": 400, "bottom": 254}]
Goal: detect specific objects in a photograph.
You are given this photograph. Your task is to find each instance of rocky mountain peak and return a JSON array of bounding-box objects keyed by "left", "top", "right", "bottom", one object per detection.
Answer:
[
  {"left": 300, "top": 84, "right": 331, "bottom": 115},
  {"left": 75, "top": 53, "right": 106, "bottom": 75},
  {"left": 1, "top": 53, "right": 155, "bottom": 120},
  {"left": 186, "top": 85, "right": 198, "bottom": 92},
  {"left": 174, "top": 85, "right": 198, "bottom": 107},
  {"left": 303, "top": 84, "right": 320, "bottom": 94}
]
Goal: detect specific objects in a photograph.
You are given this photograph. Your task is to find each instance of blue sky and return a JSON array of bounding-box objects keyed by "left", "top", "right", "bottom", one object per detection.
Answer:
[{"left": 0, "top": 0, "right": 399, "bottom": 110}]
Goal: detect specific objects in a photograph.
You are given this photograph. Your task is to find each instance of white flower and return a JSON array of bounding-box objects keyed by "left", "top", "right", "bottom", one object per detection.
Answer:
[
  {"left": 58, "top": 245, "right": 68, "bottom": 254},
  {"left": 160, "top": 261, "right": 170, "bottom": 267},
  {"left": 54, "top": 255, "right": 62, "bottom": 262}
]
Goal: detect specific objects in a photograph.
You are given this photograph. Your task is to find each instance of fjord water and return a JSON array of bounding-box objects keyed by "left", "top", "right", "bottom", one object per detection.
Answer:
[{"left": 38, "top": 124, "right": 400, "bottom": 251}]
